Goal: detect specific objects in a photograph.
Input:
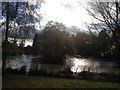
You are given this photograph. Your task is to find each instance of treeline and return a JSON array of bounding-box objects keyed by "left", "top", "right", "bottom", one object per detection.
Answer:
[
  {"left": 2, "top": 21, "right": 120, "bottom": 64},
  {"left": 32, "top": 22, "right": 119, "bottom": 63},
  {"left": 30, "top": 22, "right": 120, "bottom": 64}
]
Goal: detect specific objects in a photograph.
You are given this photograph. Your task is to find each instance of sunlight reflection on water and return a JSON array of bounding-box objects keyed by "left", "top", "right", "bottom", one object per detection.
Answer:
[
  {"left": 5, "top": 55, "right": 120, "bottom": 74},
  {"left": 69, "top": 57, "right": 120, "bottom": 74}
]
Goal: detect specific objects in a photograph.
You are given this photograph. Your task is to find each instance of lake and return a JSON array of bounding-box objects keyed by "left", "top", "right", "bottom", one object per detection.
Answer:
[{"left": 5, "top": 54, "right": 120, "bottom": 74}]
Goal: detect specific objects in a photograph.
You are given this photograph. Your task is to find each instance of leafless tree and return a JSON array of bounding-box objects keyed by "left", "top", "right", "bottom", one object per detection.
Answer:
[{"left": 83, "top": 0, "right": 120, "bottom": 56}]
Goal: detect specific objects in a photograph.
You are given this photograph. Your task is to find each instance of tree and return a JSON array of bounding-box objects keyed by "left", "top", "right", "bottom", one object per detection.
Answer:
[
  {"left": 87, "top": 1, "right": 120, "bottom": 58},
  {"left": 2, "top": 2, "right": 19, "bottom": 75},
  {"left": 73, "top": 29, "right": 111, "bottom": 58},
  {"left": 2, "top": 2, "right": 43, "bottom": 41},
  {"left": 97, "top": 30, "right": 111, "bottom": 57},
  {"left": 74, "top": 31, "right": 98, "bottom": 57},
  {"left": 32, "top": 21, "right": 76, "bottom": 64},
  {"left": 1, "top": 1, "right": 44, "bottom": 75}
]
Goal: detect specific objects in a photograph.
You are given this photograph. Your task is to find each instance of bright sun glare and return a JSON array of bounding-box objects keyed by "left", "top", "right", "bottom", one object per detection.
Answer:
[
  {"left": 40, "top": 0, "right": 92, "bottom": 30},
  {"left": 27, "top": 0, "right": 92, "bottom": 46}
]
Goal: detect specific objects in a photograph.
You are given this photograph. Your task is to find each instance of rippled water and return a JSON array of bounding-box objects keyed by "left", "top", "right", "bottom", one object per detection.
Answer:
[{"left": 5, "top": 54, "right": 120, "bottom": 74}]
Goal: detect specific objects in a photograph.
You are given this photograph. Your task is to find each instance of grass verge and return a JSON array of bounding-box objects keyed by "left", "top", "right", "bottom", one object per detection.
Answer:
[{"left": 2, "top": 74, "right": 120, "bottom": 88}]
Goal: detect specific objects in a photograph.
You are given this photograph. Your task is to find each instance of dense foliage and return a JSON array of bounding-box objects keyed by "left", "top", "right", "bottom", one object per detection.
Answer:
[
  {"left": 74, "top": 30, "right": 110, "bottom": 57},
  {"left": 33, "top": 22, "right": 76, "bottom": 64}
]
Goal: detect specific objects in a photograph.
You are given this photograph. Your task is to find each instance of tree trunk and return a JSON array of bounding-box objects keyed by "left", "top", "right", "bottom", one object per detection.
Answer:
[{"left": 2, "top": 2, "right": 9, "bottom": 75}]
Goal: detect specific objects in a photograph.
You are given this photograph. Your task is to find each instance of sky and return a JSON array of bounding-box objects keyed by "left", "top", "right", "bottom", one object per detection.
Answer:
[
  {"left": 39, "top": 0, "right": 92, "bottom": 30},
  {"left": 28, "top": 0, "right": 91, "bottom": 46},
  {"left": 0, "top": 0, "right": 93, "bottom": 46}
]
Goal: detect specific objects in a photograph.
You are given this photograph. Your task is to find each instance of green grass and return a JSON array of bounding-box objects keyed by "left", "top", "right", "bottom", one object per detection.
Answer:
[{"left": 3, "top": 74, "right": 120, "bottom": 88}]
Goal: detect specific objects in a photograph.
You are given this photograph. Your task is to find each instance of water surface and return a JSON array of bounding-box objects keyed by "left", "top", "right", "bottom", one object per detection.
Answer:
[{"left": 6, "top": 54, "right": 120, "bottom": 74}]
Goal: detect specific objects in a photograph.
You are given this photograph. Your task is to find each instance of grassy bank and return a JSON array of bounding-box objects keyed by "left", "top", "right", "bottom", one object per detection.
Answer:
[{"left": 2, "top": 74, "right": 120, "bottom": 88}]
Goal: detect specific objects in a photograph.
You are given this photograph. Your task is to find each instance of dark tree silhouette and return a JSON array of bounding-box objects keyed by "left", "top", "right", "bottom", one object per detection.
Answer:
[{"left": 33, "top": 21, "right": 76, "bottom": 64}]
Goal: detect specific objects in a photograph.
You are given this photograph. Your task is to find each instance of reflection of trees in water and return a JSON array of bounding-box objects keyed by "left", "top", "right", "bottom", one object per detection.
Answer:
[
  {"left": 30, "top": 58, "right": 66, "bottom": 73},
  {"left": 30, "top": 58, "right": 41, "bottom": 70},
  {"left": 30, "top": 63, "right": 41, "bottom": 71}
]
